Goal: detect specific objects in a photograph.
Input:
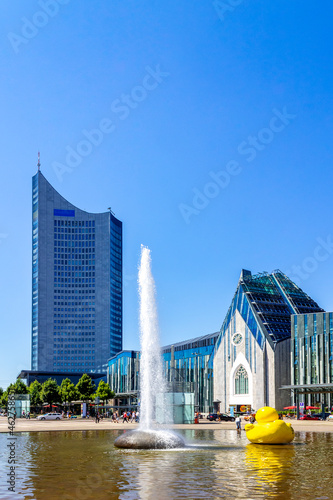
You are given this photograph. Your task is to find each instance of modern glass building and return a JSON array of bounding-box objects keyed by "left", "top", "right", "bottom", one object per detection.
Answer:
[
  {"left": 107, "top": 350, "right": 140, "bottom": 398},
  {"left": 32, "top": 170, "right": 122, "bottom": 374},
  {"left": 213, "top": 269, "right": 323, "bottom": 412},
  {"left": 107, "top": 332, "right": 218, "bottom": 412},
  {"left": 162, "top": 333, "right": 218, "bottom": 412},
  {"left": 291, "top": 312, "right": 333, "bottom": 408}
]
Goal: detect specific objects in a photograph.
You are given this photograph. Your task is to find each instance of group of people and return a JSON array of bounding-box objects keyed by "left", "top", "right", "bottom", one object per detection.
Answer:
[
  {"left": 92, "top": 410, "right": 139, "bottom": 423},
  {"left": 21, "top": 411, "right": 30, "bottom": 419},
  {"left": 121, "top": 410, "right": 139, "bottom": 423}
]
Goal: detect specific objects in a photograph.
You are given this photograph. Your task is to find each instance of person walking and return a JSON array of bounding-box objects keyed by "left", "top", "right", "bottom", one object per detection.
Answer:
[
  {"left": 131, "top": 410, "right": 136, "bottom": 423},
  {"left": 235, "top": 415, "right": 241, "bottom": 431}
]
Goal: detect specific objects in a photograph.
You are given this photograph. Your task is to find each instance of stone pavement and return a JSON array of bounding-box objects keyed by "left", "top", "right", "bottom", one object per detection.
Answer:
[{"left": 1, "top": 416, "right": 333, "bottom": 433}]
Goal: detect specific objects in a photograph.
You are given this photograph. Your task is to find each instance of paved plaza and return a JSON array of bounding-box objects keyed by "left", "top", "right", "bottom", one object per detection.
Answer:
[{"left": 1, "top": 417, "right": 333, "bottom": 433}]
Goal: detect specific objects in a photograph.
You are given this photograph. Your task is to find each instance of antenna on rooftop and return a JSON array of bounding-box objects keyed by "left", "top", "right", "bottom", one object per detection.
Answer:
[
  {"left": 37, "top": 152, "right": 41, "bottom": 171},
  {"left": 108, "top": 207, "right": 115, "bottom": 215}
]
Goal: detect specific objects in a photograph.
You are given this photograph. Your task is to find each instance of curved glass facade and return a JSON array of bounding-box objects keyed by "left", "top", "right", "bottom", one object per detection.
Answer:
[
  {"left": 107, "top": 333, "right": 218, "bottom": 413},
  {"left": 31, "top": 171, "right": 122, "bottom": 373}
]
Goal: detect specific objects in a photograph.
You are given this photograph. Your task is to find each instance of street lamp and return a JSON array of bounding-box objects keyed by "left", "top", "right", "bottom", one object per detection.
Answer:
[{"left": 192, "top": 352, "right": 199, "bottom": 411}]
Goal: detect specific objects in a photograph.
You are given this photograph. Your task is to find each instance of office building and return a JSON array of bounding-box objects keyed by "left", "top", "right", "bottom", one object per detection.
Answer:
[
  {"left": 107, "top": 332, "right": 218, "bottom": 412},
  {"left": 290, "top": 312, "right": 333, "bottom": 409},
  {"left": 32, "top": 170, "right": 122, "bottom": 373},
  {"left": 162, "top": 332, "right": 218, "bottom": 412}
]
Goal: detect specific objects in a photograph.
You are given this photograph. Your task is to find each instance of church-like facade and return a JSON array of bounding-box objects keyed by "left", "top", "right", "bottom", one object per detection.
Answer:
[{"left": 213, "top": 269, "right": 323, "bottom": 412}]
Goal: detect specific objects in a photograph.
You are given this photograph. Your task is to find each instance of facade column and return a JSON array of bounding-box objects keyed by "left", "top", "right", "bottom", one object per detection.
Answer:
[{"left": 296, "top": 391, "right": 300, "bottom": 419}]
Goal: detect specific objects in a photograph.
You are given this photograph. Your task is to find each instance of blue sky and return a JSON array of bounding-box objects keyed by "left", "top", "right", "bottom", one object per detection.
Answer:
[{"left": 1, "top": 1, "right": 333, "bottom": 389}]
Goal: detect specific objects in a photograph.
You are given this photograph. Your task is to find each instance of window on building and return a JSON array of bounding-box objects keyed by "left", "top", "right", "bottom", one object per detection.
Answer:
[{"left": 235, "top": 365, "right": 249, "bottom": 394}]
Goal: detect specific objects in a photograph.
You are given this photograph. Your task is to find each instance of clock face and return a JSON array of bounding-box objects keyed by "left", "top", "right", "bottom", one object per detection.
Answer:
[{"left": 232, "top": 333, "right": 243, "bottom": 346}]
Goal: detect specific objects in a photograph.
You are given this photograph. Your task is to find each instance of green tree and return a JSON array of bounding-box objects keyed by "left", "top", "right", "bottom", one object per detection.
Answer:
[
  {"left": 76, "top": 374, "right": 96, "bottom": 402},
  {"left": 29, "top": 380, "right": 43, "bottom": 407},
  {"left": 0, "top": 380, "right": 29, "bottom": 410},
  {"left": 59, "top": 378, "right": 79, "bottom": 408},
  {"left": 7, "top": 379, "right": 29, "bottom": 395},
  {"left": 41, "top": 379, "right": 59, "bottom": 410},
  {"left": 95, "top": 380, "right": 114, "bottom": 407},
  {"left": 0, "top": 391, "right": 8, "bottom": 409}
]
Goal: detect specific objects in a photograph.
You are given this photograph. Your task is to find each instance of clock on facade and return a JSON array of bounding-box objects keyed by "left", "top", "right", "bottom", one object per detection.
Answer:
[{"left": 232, "top": 333, "right": 243, "bottom": 346}]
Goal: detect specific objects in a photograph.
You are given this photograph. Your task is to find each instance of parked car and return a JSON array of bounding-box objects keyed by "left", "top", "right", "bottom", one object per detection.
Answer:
[
  {"left": 37, "top": 413, "right": 63, "bottom": 421},
  {"left": 299, "top": 414, "right": 320, "bottom": 421},
  {"left": 206, "top": 413, "right": 235, "bottom": 422},
  {"left": 219, "top": 413, "right": 235, "bottom": 422},
  {"left": 206, "top": 413, "right": 219, "bottom": 421},
  {"left": 311, "top": 413, "right": 331, "bottom": 420}
]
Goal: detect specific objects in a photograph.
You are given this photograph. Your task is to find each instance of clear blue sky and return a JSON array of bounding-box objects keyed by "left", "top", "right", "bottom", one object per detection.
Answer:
[{"left": 1, "top": 1, "right": 333, "bottom": 389}]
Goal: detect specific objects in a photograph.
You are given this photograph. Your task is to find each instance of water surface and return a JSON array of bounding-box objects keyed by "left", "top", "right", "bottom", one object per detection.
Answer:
[{"left": 0, "top": 429, "right": 332, "bottom": 499}]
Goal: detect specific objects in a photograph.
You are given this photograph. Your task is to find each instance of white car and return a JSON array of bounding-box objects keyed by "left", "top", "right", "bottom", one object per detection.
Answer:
[{"left": 37, "top": 413, "right": 63, "bottom": 421}]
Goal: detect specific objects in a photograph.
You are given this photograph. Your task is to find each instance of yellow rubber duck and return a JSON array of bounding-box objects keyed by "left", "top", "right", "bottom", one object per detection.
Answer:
[{"left": 245, "top": 406, "right": 294, "bottom": 444}]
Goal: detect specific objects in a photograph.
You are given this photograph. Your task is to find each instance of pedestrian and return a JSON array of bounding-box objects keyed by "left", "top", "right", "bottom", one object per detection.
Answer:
[
  {"left": 235, "top": 415, "right": 241, "bottom": 431},
  {"left": 26, "top": 411, "right": 30, "bottom": 420},
  {"left": 136, "top": 410, "right": 139, "bottom": 423},
  {"left": 122, "top": 411, "right": 127, "bottom": 423},
  {"left": 131, "top": 410, "right": 136, "bottom": 423},
  {"left": 95, "top": 412, "right": 100, "bottom": 423}
]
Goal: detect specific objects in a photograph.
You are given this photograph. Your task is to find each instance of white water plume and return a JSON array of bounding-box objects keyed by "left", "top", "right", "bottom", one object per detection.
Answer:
[{"left": 138, "top": 245, "right": 170, "bottom": 429}]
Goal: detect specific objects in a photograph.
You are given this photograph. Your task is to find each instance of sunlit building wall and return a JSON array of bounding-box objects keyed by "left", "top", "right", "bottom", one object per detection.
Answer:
[{"left": 213, "top": 269, "right": 323, "bottom": 412}]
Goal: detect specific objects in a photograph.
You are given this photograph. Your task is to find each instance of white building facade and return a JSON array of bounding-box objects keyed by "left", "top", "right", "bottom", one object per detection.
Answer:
[{"left": 213, "top": 270, "right": 323, "bottom": 413}]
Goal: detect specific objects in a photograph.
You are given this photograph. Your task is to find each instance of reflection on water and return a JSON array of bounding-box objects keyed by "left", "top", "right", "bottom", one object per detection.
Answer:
[
  {"left": 245, "top": 443, "right": 295, "bottom": 497},
  {"left": 1, "top": 429, "right": 333, "bottom": 499}
]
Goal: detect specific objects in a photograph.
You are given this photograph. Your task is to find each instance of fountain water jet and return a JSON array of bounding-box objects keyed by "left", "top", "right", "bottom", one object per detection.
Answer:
[{"left": 114, "top": 246, "right": 185, "bottom": 449}]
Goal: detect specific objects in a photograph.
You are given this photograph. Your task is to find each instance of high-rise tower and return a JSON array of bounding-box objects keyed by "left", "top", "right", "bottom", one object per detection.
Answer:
[{"left": 32, "top": 170, "right": 122, "bottom": 373}]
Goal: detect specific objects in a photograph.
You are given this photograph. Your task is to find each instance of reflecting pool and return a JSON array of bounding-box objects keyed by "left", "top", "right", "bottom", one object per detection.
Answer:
[{"left": 1, "top": 429, "right": 333, "bottom": 499}]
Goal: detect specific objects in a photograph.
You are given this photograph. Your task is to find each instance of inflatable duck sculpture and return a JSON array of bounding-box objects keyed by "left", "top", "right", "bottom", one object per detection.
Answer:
[{"left": 245, "top": 406, "right": 294, "bottom": 444}]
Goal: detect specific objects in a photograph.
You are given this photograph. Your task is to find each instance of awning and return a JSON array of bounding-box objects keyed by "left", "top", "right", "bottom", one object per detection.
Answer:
[{"left": 280, "top": 384, "right": 333, "bottom": 394}]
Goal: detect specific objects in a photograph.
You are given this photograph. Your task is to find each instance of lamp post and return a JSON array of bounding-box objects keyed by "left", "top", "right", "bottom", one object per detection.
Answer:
[{"left": 192, "top": 352, "right": 199, "bottom": 411}]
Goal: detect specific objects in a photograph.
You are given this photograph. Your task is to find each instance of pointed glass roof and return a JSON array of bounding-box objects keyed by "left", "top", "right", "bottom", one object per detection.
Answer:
[{"left": 211, "top": 269, "right": 324, "bottom": 365}]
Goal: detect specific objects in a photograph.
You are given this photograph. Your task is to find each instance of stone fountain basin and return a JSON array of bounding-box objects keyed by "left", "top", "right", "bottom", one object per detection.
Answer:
[{"left": 114, "top": 429, "right": 186, "bottom": 449}]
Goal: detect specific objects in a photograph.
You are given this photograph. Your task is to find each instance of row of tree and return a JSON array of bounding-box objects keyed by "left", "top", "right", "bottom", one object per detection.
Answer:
[{"left": 0, "top": 374, "right": 115, "bottom": 411}]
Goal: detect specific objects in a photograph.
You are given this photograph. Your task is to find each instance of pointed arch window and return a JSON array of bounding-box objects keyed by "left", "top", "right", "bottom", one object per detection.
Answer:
[{"left": 235, "top": 365, "right": 248, "bottom": 394}]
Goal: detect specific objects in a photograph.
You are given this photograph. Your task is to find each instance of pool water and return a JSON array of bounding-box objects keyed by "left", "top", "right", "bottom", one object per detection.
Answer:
[{"left": 0, "top": 429, "right": 332, "bottom": 499}]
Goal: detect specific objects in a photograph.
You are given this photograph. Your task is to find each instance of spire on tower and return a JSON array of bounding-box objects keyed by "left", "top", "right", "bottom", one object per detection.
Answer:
[{"left": 37, "top": 152, "right": 41, "bottom": 171}]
